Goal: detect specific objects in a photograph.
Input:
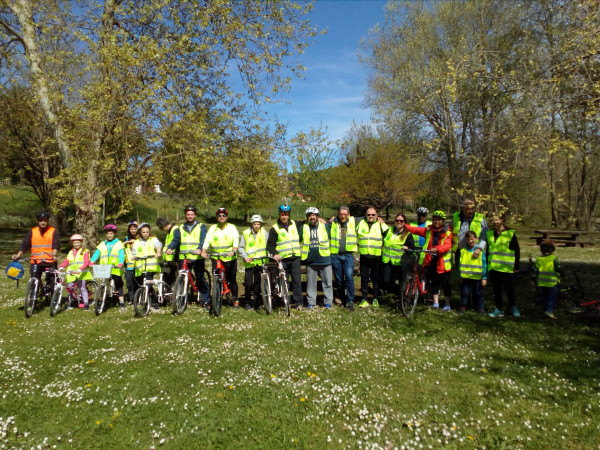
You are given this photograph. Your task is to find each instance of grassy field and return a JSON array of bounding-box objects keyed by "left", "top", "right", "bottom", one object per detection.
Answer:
[{"left": 1, "top": 242, "right": 600, "bottom": 449}]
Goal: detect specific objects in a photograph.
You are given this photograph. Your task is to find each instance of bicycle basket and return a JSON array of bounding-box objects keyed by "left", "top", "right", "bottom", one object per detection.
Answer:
[
  {"left": 92, "top": 265, "right": 113, "bottom": 279},
  {"left": 401, "top": 252, "right": 418, "bottom": 274}
]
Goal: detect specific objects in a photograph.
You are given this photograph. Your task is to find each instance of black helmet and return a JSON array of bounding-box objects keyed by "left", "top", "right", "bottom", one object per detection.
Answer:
[
  {"left": 184, "top": 204, "right": 197, "bottom": 213},
  {"left": 36, "top": 210, "right": 50, "bottom": 220}
]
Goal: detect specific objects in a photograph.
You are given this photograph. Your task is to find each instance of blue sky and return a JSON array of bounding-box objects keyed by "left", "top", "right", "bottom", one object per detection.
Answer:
[{"left": 265, "top": 0, "right": 388, "bottom": 143}]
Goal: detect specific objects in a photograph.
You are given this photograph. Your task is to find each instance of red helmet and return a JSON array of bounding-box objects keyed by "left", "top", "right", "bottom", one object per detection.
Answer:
[
  {"left": 216, "top": 208, "right": 228, "bottom": 216},
  {"left": 104, "top": 224, "right": 118, "bottom": 232}
]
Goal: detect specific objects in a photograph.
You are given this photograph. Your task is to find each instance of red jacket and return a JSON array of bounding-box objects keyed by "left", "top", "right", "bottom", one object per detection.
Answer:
[{"left": 404, "top": 224, "right": 452, "bottom": 273}]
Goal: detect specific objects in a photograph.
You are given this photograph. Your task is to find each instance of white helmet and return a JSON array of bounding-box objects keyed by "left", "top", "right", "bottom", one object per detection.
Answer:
[
  {"left": 250, "top": 214, "right": 263, "bottom": 223},
  {"left": 305, "top": 207, "right": 320, "bottom": 216}
]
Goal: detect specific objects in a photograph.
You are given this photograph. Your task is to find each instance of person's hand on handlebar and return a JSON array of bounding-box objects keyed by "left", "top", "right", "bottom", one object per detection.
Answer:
[
  {"left": 273, "top": 254, "right": 282, "bottom": 262},
  {"left": 244, "top": 257, "right": 252, "bottom": 264}
]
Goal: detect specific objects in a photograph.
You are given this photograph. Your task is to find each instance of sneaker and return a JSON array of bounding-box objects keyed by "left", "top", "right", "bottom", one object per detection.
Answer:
[
  {"left": 244, "top": 304, "right": 252, "bottom": 311},
  {"left": 66, "top": 302, "right": 74, "bottom": 311},
  {"left": 306, "top": 305, "right": 315, "bottom": 310},
  {"left": 359, "top": 300, "right": 369, "bottom": 308},
  {"left": 432, "top": 303, "right": 439, "bottom": 309},
  {"left": 233, "top": 300, "right": 240, "bottom": 310},
  {"left": 119, "top": 302, "right": 126, "bottom": 310},
  {"left": 372, "top": 299, "right": 379, "bottom": 308},
  {"left": 324, "top": 304, "right": 332, "bottom": 310},
  {"left": 203, "top": 302, "right": 211, "bottom": 312},
  {"left": 347, "top": 302, "right": 355, "bottom": 312},
  {"left": 83, "top": 305, "right": 89, "bottom": 311},
  {"left": 442, "top": 305, "right": 451, "bottom": 312},
  {"left": 152, "top": 303, "right": 159, "bottom": 311},
  {"left": 489, "top": 308, "right": 504, "bottom": 318},
  {"left": 511, "top": 306, "right": 521, "bottom": 317},
  {"left": 545, "top": 311, "right": 558, "bottom": 320},
  {"left": 459, "top": 307, "right": 466, "bottom": 315},
  {"left": 78, "top": 303, "right": 85, "bottom": 308}
]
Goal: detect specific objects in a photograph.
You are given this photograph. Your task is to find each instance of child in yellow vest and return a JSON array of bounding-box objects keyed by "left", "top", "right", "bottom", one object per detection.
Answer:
[
  {"left": 532, "top": 240, "right": 563, "bottom": 320},
  {"left": 132, "top": 223, "right": 162, "bottom": 308},
  {"left": 59, "top": 234, "right": 93, "bottom": 310},
  {"left": 456, "top": 230, "right": 487, "bottom": 315}
]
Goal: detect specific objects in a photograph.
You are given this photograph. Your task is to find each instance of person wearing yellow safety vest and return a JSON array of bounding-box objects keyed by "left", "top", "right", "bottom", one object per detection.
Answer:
[
  {"left": 123, "top": 221, "right": 138, "bottom": 304},
  {"left": 267, "top": 204, "right": 304, "bottom": 308},
  {"left": 58, "top": 234, "right": 92, "bottom": 310},
  {"left": 404, "top": 211, "right": 453, "bottom": 311},
  {"left": 382, "top": 213, "right": 415, "bottom": 306},
  {"left": 239, "top": 214, "right": 269, "bottom": 311},
  {"left": 532, "top": 240, "right": 564, "bottom": 320},
  {"left": 357, "top": 206, "right": 389, "bottom": 308},
  {"left": 487, "top": 214, "right": 521, "bottom": 318},
  {"left": 410, "top": 207, "right": 431, "bottom": 248},
  {"left": 13, "top": 210, "right": 61, "bottom": 294},
  {"left": 201, "top": 208, "right": 240, "bottom": 308},
  {"left": 456, "top": 230, "right": 487, "bottom": 315},
  {"left": 132, "top": 223, "right": 162, "bottom": 308},
  {"left": 156, "top": 217, "right": 178, "bottom": 286},
  {"left": 329, "top": 206, "right": 359, "bottom": 311},
  {"left": 166, "top": 205, "right": 210, "bottom": 307},
  {"left": 450, "top": 197, "right": 487, "bottom": 257},
  {"left": 91, "top": 224, "right": 126, "bottom": 309},
  {"left": 301, "top": 207, "right": 333, "bottom": 309}
]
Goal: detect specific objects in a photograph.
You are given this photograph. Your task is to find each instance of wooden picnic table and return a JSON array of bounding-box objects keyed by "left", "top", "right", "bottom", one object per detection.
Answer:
[{"left": 530, "top": 229, "right": 594, "bottom": 248}]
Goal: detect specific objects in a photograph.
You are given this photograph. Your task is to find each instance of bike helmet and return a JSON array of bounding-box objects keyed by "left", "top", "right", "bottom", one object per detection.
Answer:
[
  {"left": 431, "top": 210, "right": 446, "bottom": 220},
  {"left": 138, "top": 222, "right": 151, "bottom": 230},
  {"left": 184, "top": 204, "right": 197, "bottom": 212},
  {"left": 70, "top": 234, "right": 84, "bottom": 241},
  {"left": 36, "top": 210, "right": 50, "bottom": 220},
  {"left": 278, "top": 204, "right": 291, "bottom": 213},
  {"left": 416, "top": 207, "right": 429, "bottom": 215},
  {"left": 305, "top": 206, "right": 320, "bottom": 216},
  {"left": 104, "top": 224, "right": 118, "bottom": 232},
  {"left": 250, "top": 214, "right": 263, "bottom": 223},
  {"left": 216, "top": 207, "right": 228, "bottom": 216}
]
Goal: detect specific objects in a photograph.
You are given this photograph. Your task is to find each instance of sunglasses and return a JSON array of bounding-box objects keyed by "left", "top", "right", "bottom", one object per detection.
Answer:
[
  {"left": 366, "top": 214, "right": 377, "bottom": 217},
  {"left": 217, "top": 214, "right": 227, "bottom": 218},
  {"left": 395, "top": 219, "right": 405, "bottom": 223}
]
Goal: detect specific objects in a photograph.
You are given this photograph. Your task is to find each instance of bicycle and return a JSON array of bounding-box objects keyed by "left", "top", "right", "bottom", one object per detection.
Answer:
[
  {"left": 23, "top": 259, "right": 56, "bottom": 318},
  {"left": 259, "top": 256, "right": 291, "bottom": 316},
  {"left": 93, "top": 264, "right": 118, "bottom": 316},
  {"left": 563, "top": 271, "right": 600, "bottom": 321},
  {"left": 50, "top": 269, "right": 98, "bottom": 317},
  {"left": 172, "top": 253, "right": 211, "bottom": 315},
  {"left": 398, "top": 249, "right": 434, "bottom": 317},
  {"left": 206, "top": 252, "right": 231, "bottom": 318},
  {"left": 132, "top": 257, "right": 173, "bottom": 317}
]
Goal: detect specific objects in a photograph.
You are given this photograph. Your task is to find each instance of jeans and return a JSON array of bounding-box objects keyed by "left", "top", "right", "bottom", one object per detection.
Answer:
[
  {"left": 306, "top": 264, "right": 333, "bottom": 306},
  {"left": 282, "top": 257, "right": 303, "bottom": 306},
  {"left": 489, "top": 270, "right": 516, "bottom": 309},
  {"left": 244, "top": 266, "right": 261, "bottom": 308},
  {"left": 331, "top": 253, "right": 355, "bottom": 304},
  {"left": 539, "top": 285, "right": 558, "bottom": 313},
  {"left": 125, "top": 269, "right": 136, "bottom": 302},
  {"left": 460, "top": 278, "right": 484, "bottom": 310},
  {"left": 382, "top": 263, "right": 404, "bottom": 296}
]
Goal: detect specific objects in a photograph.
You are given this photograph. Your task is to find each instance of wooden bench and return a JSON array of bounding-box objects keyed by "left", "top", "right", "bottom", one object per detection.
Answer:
[{"left": 529, "top": 229, "right": 594, "bottom": 248}]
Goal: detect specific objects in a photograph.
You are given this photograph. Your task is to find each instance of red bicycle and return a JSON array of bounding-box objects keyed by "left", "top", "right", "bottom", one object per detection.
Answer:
[
  {"left": 399, "top": 249, "right": 434, "bottom": 317},
  {"left": 172, "top": 253, "right": 211, "bottom": 315},
  {"left": 208, "top": 253, "right": 230, "bottom": 318}
]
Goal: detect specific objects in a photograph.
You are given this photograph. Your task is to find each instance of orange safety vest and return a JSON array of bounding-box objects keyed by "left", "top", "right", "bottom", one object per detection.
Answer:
[{"left": 31, "top": 226, "right": 55, "bottom": 263}]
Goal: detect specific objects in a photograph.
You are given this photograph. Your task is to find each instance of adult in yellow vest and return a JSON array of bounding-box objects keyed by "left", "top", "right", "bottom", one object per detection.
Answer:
[
  {"left": 487, "top": 214, "right": 521, "bottom": 318},
  {"left": 166, "top": 205, "right": 210, "bottom": 306},
  {"left": 12, "top": 210, "right": 60, "bottom": 293},
  {"left": 123, "top": 221, "right": 138, "bottom": 304},
  {"left": 201, "top": 208, "right": 240, "bottom": 308},
  {"left": 91, "top": 224, "right": 127, "bottom": 309},
  {"left": 302, "top": 207, "right": 333, "bottom": 309},
  {"left": 239, "top": 214, "right": 269, "bottom": 311},
  {"left": 410, "top": 207, "right": 431, "bottom": 249},
  {"left": 533, "top": 240, "right": 564, "bottom": 320},
  {"left": 267, "top": 204, "right": 303, "bottom": 308},
  {"left": 357, "top": 206, "right": 389, "bottom": 308},
  {"left": 450, "top": 197, "right": 488, "bottom": 257},
  {"left": 329, "top": 206, "right": 358, "bottom": 311},
  {"left": 382, "top": 213, "right": 415, "bottom": 305},
  {"left": 156, "top": 217, "right": 178, "bottom": 286},
  {"left": 58, "top": 234, "right": 93, "bottom": 310}
]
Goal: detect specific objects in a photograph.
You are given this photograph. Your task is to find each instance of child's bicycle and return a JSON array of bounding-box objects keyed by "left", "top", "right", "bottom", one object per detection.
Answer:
[
  {"left": 172, "top": 253, "right": 211, "bottom": 315},
  {"left": 398, "top": 249, "right": 434, "bottom": 317},
  {"left": 23, "top": 259, "right": 56, "bottom": 318},
  {"left": 132, "top": 257, "right": 172, "bottom": 317},
  {"left": 563, "top": 271, "right": 600, "bottom": 321},
  {"left": 93, "top": 264, "right": 117, "bottom": 316},
  {"left": 50, "top": 270, "right": 98, "bottom": 317}
]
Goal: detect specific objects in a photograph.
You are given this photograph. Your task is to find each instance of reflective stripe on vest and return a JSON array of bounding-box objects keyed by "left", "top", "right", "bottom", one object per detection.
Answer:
[
  {"left": 134, "top": 237, "right": 160, "bottom": 276},
  {"left": 459, "top": 248, "right": 484, "bottom": 279},
  {"left": 410, "top": 220, "right": 431, "bottom": 251},
  {"left": 243, "top": 228, "right": 268, "bottom": 267},
  {"left": 486, "top": 229, "right": 515, "bottom": 273},
  {"left": 423, "top": 227, "right": 452, "bottom": 271},
  {"left": 66, "top": 248, "right": 93, "bottom": 282},
  {"left": 31, "top": 226, "right": 55, "bottom": 263},
  {"left": 273, "top": 221, "right": 301, "bottom": 259},
  {"left": 301, "top": 223, "right": 331, "bottom": 260},
  {"left": 207, "top": 223, "right": 237, "bottom": 262},
  {"left": 179, "top": 223, "right": 202, "bottom": 260},
  {"left": 536, "top": 254, "right": 557, "bottom": 287},
  {"left": 452, "top": 212, "right": 484, "bottom": 252},
  {"left": 97, "top": 240, "right": 124, "bottom": 276},
  {"left": 382, "top": 230, "right": 409, "bottom": 265},
  {"left": 357, "top": 220, "right": 383, "bottom": 256},
  {"left": 330, "top": 217, "right": 357, "bottom": 254},
  {"left": 124, "top": 244, "right": 135, "bottom": 270}
]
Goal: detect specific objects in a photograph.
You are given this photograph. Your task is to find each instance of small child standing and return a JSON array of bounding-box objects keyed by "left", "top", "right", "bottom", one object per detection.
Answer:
[
  {"left": 457, "top": 230, "right": 487, "bottom": 314},
  {"left": 533, "top": 240, "right": 563, "bottom": 320},
  {"left": 59, "top": 234, "right": 93, "bottom": 310}
]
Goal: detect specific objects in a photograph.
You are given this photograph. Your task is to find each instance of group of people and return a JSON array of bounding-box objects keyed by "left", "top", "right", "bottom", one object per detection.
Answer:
[{"left": 12, "top": 197, "right": 563, "bottom": 319}]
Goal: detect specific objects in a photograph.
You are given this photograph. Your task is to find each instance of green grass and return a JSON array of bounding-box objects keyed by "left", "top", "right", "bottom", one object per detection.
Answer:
[{"left": 1, "top": 246, "right": 600, "bottom": 448}]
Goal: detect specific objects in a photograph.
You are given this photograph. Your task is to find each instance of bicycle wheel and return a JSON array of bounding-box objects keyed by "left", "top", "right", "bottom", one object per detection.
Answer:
[
  {"left": 133, "top": 287, "right": 151, "bottom": 317},
  {"left": 280, "top": 275, "right": 291, "bottom": 317},
  {"left": 211, "top": 276, "right": 223, "bottom": 318},
  {"left": 85, "top": 280, "right": 99, "bottom": 306},
  {"left": 260, "top": 275, "right": 272, "bottom": 314},
  {"left": 95, "top": 283, "right": 108, "bottom": 316},
  {"left": 50, "top": 287, "right": 63, "bottom": 317},
  {"left": 172, "top": 276, "right": 188, "bottom": 315},
  {"left": 24, "top": 278, "right": 37, "bottom": 318},
  {"left": 160, "top": 281, "right": 173, "bottom": 307},
  {"left": 400, "top": 275, "right": 419, "bottom": 317}
]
